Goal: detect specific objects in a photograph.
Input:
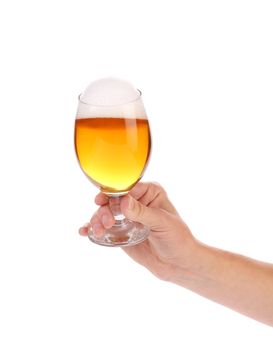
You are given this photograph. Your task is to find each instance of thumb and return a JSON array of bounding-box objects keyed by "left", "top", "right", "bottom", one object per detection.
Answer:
[{"left": 120, "top": 195, "right": 163, "bottom": 230}]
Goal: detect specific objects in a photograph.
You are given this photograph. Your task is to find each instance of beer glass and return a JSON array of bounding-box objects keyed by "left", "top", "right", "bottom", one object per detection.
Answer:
[{"left": 74, "top": 78, "right": 151, "bottom": 247}]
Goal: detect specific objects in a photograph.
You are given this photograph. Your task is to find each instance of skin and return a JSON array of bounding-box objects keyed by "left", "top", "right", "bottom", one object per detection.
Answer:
[{"left": 79, "top": 182, "right": 273, "bottom": 327}]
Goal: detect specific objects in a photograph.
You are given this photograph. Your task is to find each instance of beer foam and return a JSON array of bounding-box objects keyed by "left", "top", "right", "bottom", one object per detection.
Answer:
[{"left": 77, "top": 77, "right": 147, "bottom": 119}]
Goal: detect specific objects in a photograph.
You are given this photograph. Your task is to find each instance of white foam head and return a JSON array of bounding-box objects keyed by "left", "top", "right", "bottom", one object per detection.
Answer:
[{"left": 77, "top": 77, "right": 147, "bottom": 119}]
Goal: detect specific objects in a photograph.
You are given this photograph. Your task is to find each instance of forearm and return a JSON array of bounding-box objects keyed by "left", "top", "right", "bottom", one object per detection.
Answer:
[{"left": 173, "top": 241, "right": 273, "bottom": 327}]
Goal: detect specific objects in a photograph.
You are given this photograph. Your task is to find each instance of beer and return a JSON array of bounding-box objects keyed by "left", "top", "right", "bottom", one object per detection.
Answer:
[{"left": 75, "top": 117, "right": 151, "bottom": 193}]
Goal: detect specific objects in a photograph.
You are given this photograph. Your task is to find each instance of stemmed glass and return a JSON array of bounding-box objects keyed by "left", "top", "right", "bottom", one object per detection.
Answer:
[{"left": 74, "top": 78, "right": 151, "bottom": 247}]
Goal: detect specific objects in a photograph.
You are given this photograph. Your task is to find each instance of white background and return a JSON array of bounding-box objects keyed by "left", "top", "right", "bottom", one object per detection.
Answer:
[{"left": 0, "top": 0, "right": 273, "bottom": 348}]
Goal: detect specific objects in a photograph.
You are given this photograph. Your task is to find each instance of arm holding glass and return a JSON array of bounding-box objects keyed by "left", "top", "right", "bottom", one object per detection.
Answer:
[{"left": 79, "top": 182, "right": 273, "bottom": 327}]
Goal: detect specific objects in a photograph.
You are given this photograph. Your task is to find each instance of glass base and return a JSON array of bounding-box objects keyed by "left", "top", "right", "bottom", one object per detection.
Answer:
[{"left": 88, "top": 220, "right": 149, "bottom": 247}]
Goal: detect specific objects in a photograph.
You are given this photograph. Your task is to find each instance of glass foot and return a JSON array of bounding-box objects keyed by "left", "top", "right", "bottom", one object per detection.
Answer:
[{"left": 88, "top": 220, "right": 149, "bottom": 247}]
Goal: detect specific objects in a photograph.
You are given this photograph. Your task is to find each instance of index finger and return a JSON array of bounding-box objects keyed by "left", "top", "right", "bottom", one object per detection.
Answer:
[{"left": 95, "top": 192, "right": 109, "bottom": 205}]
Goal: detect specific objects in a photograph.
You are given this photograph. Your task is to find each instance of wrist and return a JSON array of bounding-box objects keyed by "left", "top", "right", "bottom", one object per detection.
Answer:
[{"left": 170, "top": 239, "right": 214, "bottom": 287}]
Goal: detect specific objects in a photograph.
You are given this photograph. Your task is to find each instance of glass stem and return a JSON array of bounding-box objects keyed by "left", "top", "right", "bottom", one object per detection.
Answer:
[{"left": 109, "top": 196, "right": 126, "bottom": 226}]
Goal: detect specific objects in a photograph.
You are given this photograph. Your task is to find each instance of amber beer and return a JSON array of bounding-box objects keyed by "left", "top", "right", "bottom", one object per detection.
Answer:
[{"left": 75, "top": 117, "right": 151, "bottom": 194}]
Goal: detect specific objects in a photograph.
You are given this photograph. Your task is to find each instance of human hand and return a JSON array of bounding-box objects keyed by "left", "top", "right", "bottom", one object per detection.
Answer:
[
  {"left": 80, "top": 182, "right": 273, "bottom": 326},
  {"left": 79, "top": 182, "right": 199, "bottom": 282}
]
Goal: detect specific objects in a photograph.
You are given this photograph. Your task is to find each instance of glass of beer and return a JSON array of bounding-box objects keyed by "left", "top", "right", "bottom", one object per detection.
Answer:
[{"left": 74, "top": 78, "right": 151, "bottom": 247}]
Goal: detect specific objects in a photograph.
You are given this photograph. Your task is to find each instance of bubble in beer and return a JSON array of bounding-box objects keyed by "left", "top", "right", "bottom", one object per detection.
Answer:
[{"left": 80, "top": 77, "right": 140, "bottom": 106}]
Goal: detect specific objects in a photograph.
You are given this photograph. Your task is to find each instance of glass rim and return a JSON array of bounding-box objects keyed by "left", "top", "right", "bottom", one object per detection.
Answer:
[{"left": 78, "top": 89, "right": 142, "bottom": 107}]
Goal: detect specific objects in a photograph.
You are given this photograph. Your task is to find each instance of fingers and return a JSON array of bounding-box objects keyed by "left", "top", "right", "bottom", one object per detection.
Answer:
[
  {"left": 129, "top": 182, "right": 177, "bottom": 214},
  {"left": 94, "top": 182, "right": 166, "bottom": 207},
  {"left": 93, "top": 184, "right": 149, "bottom": 205},
  {"left": 129, "top": 182, "right": 150, "bottom": 200},
  {"left": 92, "top": 205, "right": 115, "bottom": 229},
  {"left": 79, "top": 182, "right": 174, "bottom": 238},
  {"left": 129, "top": 182, "right": 162, "bottom": 208},
  {"left": 95, "top": 192, "right": 109, "bottom": 206},
  {"left": 120, "top": 195, "right": 166, "bottom": 230},
  {"left": 129, "top": 182, "right": 161, "bottom": 202},
  {"left": 79, "top": 223, "right": 91, "bottom": 236},
  {"left": 79, "top": 204, "right": 115, "bottom": 238}
]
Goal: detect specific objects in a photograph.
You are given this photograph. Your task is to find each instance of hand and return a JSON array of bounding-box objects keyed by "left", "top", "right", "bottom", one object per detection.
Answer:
[
  {"left": 79, "top": 182, "right": 273, "bottom": 326},
  {"left": 79, "top": 182, "right": 199, "bottom": 281}
]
